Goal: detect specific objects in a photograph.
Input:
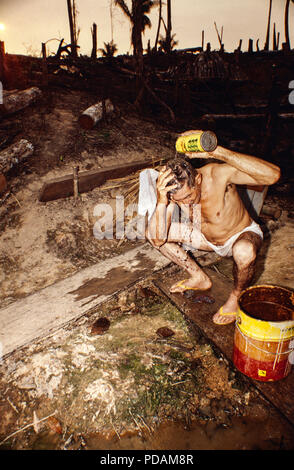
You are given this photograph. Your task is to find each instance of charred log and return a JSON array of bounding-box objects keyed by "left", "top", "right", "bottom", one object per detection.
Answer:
[
  {"left": 0, "top": 139, "right": 34, "bottom": 175},
  {"left": 0, "top": 87, "right": 42, "bottom": 116},
  {"left": 78, "top": 99, "right": 115, "bottom": 130}
]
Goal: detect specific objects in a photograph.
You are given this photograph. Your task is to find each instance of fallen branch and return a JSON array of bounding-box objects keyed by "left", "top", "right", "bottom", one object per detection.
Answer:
[
  {"left": 135, "top": 78, "right": 175, "bottom": 122},
  {"left": 143, "top": 80, "right": 175, "bottom": 122}
]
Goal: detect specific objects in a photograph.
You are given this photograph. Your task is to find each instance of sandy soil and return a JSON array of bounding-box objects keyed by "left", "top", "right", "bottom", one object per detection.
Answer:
[{"left": 0, "top": 88, "right": 177, "bottom": 307}]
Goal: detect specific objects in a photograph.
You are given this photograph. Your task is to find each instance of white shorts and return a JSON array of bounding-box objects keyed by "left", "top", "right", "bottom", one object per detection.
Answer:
[{"left": 201, "top": 220, "right": 263, "bottom": 257}]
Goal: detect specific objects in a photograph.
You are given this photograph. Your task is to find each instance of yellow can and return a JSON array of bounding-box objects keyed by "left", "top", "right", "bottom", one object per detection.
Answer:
[{"left": 175, "top": 130, "right": 217, "bottom": 154}]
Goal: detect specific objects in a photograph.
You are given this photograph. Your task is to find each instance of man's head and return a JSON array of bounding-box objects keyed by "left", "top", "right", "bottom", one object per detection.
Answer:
[{"left": 165, "top": 157, "right": 202, "bottom": 204}]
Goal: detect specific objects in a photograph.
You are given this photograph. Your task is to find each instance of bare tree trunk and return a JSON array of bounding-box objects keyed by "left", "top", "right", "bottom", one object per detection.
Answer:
[
  {"left": 67, "top": 0, "right": 77, "bottom": 57},
  {"left": 132, "top": 1, "right": 144, "bottom": 91},
  {"left": 91, "top": 23, "right": 97, "bottom": 59},
  {"left": 214, "top": 22, "right": 223, "bottom": 49},
  {"left": 248, "top": 39, "right": 253, "bottom": 53},
  {"left": 264, "top": 0, "right": 272, "bottom": 51},
  {"left": 277, "top": 31, "right": 280, "bottom": 49},
  {"left": 273, "top": 23, "right": 278, "bottom": 50},
  {"left": 285, "top": 0, "right": 291, "bottom": 50},
  {"left": 154, "top": 0, "right": 162, "bottom": 51},
  {"left": 166, "top": 0, "right": 172, "bottom": 54},
  {"left": 110, "top": 0, "right": 114, "bottom": 42},
  {"left": 0, "top": 41, "right": 6, "bottom": 86},
  {"left": 41, "top": 43, "right": 48, "bottom": 86}
]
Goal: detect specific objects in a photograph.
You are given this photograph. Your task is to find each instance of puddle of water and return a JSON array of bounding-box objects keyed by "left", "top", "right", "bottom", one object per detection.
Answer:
[
  {"left": 85, "top": 417, "right": 294, "bottom": 451},
  {"left": 28, "top": 414, "right": 294, "bottom": 450},
  {"left": 68, "top": 255, "right": 157, "bottom": 302}
]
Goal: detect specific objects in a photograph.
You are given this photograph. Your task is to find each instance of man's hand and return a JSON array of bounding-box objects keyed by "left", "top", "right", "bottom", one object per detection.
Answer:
[
  {"left": 157, "top": 166, "right": 178, "bottom": 205},
  {"left": 179, "top": 130, "right": 216, "bottom": 159}
]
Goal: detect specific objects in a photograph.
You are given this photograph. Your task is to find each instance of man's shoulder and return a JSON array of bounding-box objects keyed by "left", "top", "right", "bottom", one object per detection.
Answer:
[
  {"left": 200, "top": 161, "right": 227, "bottom": 175},
  {"left": 200, "top": 162, "right": 234, "bottom": 184}
]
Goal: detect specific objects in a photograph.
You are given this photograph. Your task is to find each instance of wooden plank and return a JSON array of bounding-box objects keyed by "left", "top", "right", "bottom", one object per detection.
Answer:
[
  {"left": 153, "top": 266, "right": 294, "bottom": 427},
  {"left": 0, "top": 244, "right": 170, "bottom": 358},
  {"left": 39, "top": 159, "right": 159, "bottom": 202},
  {"left": 202, "top": 113, "right": 294, "bottom": 120},
  {"left": 153, "top": 266, "right": 236, "bottom": 359}
]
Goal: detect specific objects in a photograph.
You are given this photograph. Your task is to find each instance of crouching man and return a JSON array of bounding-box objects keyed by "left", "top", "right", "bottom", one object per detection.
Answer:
[{"left": 146, "top": 135, "right": 280, "bottom": 325}]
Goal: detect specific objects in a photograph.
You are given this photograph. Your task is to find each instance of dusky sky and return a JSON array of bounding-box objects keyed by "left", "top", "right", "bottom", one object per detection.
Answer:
[{"left": 0, "top": 0, "right": 293, "bottom": 57}]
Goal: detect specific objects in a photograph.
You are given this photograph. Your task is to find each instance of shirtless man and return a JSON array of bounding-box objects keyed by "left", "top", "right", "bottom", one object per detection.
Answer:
[{"left": 146, "top": 133, "right": 280, "bottom": 325}]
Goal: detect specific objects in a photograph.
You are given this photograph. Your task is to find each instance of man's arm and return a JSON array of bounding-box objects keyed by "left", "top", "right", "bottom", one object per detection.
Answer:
[
  {"left": 209, "top": 145, "right": 280, "bottom": 186},
  {"left": 146, "top": 167, "right": 177, "bottom": 248},
  {"left": 147, "top": 201, "right": 175, "bottom": 248},
  {"left": 180, "top": 129, "right": 280, "bottom": 185},
  {"left": 186, "top": 144, "right": 280, "bottom": 186}
]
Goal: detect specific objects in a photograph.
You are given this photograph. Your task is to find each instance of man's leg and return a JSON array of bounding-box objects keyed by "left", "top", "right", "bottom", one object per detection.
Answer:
[
  {"left": 213, "top": 231, "right": 263, "bottom": 325},
  {"left": 148, "top": 221, "right": 213, "bottom": 293}
]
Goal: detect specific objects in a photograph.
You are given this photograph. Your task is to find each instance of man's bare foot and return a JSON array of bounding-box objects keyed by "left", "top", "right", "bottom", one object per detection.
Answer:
[
  {"left": 212, "top": 294, "right": 239, "bottom": 325},
  {"left": 170, "top": 276, "right": 212, "bottom": 293}
]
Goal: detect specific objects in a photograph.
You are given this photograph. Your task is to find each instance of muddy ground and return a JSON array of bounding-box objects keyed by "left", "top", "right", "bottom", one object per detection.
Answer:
[
  {"left": 0, "top": 85, "right": 294, "bottom": 450},
  {"left": 1, "top": 279, "right": 294, "bottom": 451}
]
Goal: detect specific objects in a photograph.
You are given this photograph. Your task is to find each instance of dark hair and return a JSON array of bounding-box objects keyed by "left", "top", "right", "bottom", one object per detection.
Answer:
[{"left": 166, "top": 157, "right": 196, "bottom": 193}]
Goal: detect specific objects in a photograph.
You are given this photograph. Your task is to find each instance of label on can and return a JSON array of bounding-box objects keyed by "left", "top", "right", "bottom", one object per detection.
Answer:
[{"left": 175, "top": 135, "right": 204, "bottom": 153}]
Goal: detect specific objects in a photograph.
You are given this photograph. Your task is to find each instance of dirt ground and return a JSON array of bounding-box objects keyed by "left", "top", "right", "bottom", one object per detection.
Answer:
[
  {"left": 0, "top": 88, "right": 177, "bottom": 307},
  {"left": 0, "top": 87, "right": 293, "bottom": 308},
  {"left": 0, "top": 86, "right": 294, "bottom": 450}
]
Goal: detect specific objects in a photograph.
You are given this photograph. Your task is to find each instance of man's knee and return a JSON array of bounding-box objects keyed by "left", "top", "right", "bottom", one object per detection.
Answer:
[{"left": 232, "top": 239, "right": 257, "bottom": 265}]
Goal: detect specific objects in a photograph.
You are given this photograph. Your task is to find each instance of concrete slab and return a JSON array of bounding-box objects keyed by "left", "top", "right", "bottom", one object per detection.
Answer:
[{"left": 0, "top": 244, "right": 170, "bottom": 358}]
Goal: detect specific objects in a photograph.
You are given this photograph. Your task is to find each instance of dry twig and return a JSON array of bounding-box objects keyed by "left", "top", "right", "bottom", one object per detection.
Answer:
[{"left": 0, "top": 411, "right": 57, "bottom": 446}]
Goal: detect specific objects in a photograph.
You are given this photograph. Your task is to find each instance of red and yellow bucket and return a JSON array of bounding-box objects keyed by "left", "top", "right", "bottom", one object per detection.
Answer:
[{"left": 233, "top": 285, "right": 294, "bottom": 382}]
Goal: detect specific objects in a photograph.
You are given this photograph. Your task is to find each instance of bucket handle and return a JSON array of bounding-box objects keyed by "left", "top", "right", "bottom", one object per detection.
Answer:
[{"left": 235, "top": 324, "right": 294, "bottom": 357}]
